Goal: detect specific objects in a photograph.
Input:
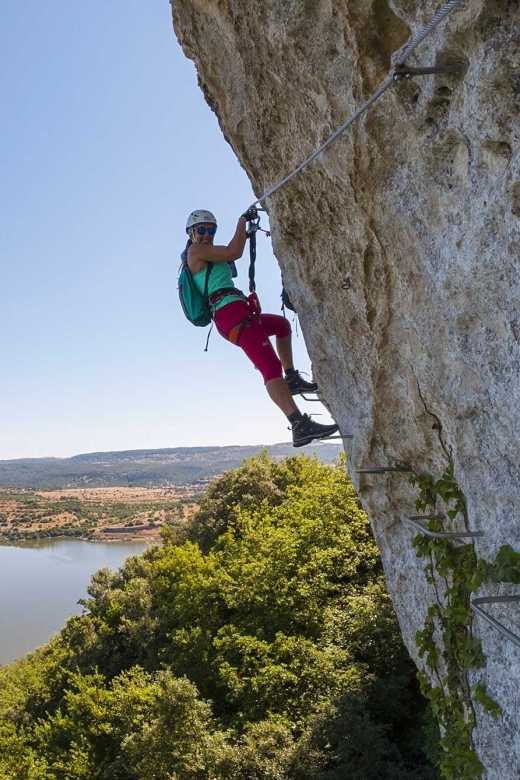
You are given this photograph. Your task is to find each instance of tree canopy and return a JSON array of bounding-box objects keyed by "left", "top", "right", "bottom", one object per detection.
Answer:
[{"left": 0, "top": 453, "right": 439, "bottom": 779}]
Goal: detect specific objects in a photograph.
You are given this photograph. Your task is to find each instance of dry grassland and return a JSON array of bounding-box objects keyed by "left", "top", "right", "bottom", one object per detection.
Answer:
[{"left": 0, "top": 486, "right": 199, "bottom": 542}]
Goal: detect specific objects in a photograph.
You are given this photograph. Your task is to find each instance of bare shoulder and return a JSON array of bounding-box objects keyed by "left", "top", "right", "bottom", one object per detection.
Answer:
[
  {"left": 187, "top": 244, "right": 208, "bottom": 275},
  {"left": 189, "top": 243, "right": 236, "bottom": 265}
]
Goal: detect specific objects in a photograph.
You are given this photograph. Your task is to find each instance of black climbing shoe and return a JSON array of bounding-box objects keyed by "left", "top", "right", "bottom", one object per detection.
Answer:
[
  {"left": 292, "top": 414, "right": 339, "bottom": 448},
  {"left": 285, "top": 370, "right": 319, "bottom": 396}
]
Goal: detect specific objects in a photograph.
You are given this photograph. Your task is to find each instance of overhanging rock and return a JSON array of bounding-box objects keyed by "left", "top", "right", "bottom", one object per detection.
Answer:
[{"left": 171, "top": 1, "right": 520, "bottom": 775}]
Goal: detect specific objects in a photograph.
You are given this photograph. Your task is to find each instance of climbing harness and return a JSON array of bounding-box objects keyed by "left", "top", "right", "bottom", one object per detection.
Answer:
[
  {"left": 207, "top": 212, "right": 268, "bottom": 348},
  {"left": 248, "top": 0, "right": 464, "bottom": 208},
  {"left": 207, "top": 287, "right": 247, "bottom": 309},
  {"left": 214, "top": 308, "right": 254, "bottom": 346}
]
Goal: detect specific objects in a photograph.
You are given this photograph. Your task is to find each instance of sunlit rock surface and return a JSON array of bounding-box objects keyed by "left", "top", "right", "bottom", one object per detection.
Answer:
[{"left": 171, "top": 1, "right": 520, "bottom": 774}]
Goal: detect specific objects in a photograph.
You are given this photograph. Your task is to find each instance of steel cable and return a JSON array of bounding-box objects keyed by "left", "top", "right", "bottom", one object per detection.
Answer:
[
  {"left": 252, "top": 0, "right": 466, "bottom": 207},
  {"left": 395, "top": 0, "right": 465, "bottom": 66},
  {"left": 252, "top": 75, "right": 395, "bottom": 206}
]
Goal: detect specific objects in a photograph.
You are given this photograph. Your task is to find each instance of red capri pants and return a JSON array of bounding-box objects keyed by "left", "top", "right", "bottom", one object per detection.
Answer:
[{"left": 214, "top": 300, "right": 291, "bottom": 383}]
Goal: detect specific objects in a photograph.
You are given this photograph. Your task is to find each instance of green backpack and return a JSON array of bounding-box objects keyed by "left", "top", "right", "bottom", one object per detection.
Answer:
[{"left": 178, "top": 262, "right": 213, "bottom": 327}]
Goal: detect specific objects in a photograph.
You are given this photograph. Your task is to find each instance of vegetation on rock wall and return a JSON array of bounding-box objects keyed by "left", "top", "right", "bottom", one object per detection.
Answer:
[
  {"left": 411, "top": 462, "right": 520, "bottom": 780},
  {"left": 0, "top": 454, "right": 439, "bottom": 779}
]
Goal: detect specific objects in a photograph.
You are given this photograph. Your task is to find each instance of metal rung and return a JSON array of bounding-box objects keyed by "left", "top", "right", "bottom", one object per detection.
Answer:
[
  {"left": 393, "top": 63, "right": 461, "bottom": 81},
  {"left": 404, "top": 515, "right": 484, "bottom": 539},
  {"left": 471, "top": 596, "right": 520, "bottom": 649},
  {"left": 326, "top": 434, "right": 354, "bottom": 440},
  {"left": 356, "top": 466, "right": 411, "bottom": 474},
  {"left": 301, "top": 394, "right": 324, "bottom": 402}
]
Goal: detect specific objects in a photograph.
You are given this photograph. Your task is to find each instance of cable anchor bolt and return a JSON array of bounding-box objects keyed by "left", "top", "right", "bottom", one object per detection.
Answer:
[{"left": 392, "top": 63, "right": 461, "bottom": 81}]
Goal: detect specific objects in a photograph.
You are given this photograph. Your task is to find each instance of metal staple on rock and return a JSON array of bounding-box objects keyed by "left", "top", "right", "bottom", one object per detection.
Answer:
[
  {"left": 403, "top": 515, "right": 484, "bottom": 539},
  {"left": 252, "top": 0, "right": 465, "bottom": 207},
  {"left": 470, "top": 595, "right": 520, "bottom": 649}
]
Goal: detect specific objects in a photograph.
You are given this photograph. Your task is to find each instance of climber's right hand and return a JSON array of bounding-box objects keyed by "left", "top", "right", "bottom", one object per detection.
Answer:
[{"left": 241, "top": 206, "right": 258, "bottom": 221}]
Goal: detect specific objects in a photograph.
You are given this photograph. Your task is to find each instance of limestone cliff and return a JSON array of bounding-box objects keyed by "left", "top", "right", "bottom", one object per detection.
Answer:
[{"left": 170, "top": 0, "right": 520, "bottom": 775}]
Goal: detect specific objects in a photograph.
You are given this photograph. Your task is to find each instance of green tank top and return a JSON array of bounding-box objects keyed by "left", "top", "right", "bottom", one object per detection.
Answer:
[{"left": 192, "top": 263, "right": 245, "bottom": 312}]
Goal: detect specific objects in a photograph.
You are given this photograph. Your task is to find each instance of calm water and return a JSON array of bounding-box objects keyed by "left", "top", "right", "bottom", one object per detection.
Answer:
[{"left": 0, "top": 538, "right": 152, "bottom": 666}]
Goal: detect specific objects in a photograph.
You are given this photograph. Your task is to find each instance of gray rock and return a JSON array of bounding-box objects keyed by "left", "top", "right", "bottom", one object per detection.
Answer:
[{"left": 171, "top": 0, "right": 520, "bottom": 774}]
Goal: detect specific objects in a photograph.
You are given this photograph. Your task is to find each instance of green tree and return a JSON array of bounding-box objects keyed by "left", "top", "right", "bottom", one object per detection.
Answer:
[{"left": 0, "top": 453, "right": 438, "bottom": 779}]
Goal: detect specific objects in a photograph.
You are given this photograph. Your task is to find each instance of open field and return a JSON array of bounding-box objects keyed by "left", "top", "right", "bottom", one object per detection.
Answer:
[
  {"left": 0, "top": 444, "right": 343, "bottom": 542},
  {"left": 0, "top": 486, "right": 199, "bottom": 543}
]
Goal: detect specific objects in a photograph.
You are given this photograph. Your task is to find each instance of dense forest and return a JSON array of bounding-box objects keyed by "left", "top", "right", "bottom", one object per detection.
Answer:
[{"left": 0, "top": 453, "right": 440, "bottom": 779}]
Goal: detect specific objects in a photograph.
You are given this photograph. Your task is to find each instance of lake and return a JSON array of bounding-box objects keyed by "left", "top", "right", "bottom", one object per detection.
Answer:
[{"left": 0, "top": 538, "right": 153, "bottom": 666}]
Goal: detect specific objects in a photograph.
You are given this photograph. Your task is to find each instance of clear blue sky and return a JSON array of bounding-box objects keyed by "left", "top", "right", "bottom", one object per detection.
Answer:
[{"left": 0, "top": 0, "right": 334, "bottom": 459}]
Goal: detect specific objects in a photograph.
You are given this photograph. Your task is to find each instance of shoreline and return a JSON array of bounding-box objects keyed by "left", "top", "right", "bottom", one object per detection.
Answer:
[{"left": 0, "top": 528, "right": 164, "bottom": 546}]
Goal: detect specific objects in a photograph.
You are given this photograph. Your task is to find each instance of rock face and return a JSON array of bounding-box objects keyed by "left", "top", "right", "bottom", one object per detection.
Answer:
[{"left": 171, "top": 0, "right": 520, "bottom": 775}]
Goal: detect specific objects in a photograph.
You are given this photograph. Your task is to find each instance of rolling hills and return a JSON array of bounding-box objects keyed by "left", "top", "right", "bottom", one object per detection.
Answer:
[{"left": 0, "top": 442, "right": 343, "bottom": 489}]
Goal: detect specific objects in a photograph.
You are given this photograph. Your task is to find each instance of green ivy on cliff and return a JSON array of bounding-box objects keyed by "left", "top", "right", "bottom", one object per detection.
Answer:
[{"left": 411, "top": 461, "right": 520, "bottom": 780}]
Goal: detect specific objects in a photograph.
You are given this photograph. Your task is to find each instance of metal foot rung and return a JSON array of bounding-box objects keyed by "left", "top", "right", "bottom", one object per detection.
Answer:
[
  {"left": 471, "top": 596, "right": 520, "bottom": 649},
  {"left": 296, "top": 392, "right": 351, "bottom": 439},
  {"left": 356, "top": 466, "right": 411, "bottom": 474},
  {"left": 404, "top": 515, "right": 484, "bottom": 539}
]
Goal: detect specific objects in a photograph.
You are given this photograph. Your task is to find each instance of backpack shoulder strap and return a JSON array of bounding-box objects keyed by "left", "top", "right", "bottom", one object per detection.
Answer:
[{"left": 203, "top": 262, "right": 213, "bottom": 302}]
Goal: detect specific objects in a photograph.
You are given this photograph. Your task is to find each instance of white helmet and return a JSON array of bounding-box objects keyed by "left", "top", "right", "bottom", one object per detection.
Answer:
[{"left": 185, "top": 209, "right": 217, "bottom": 234}]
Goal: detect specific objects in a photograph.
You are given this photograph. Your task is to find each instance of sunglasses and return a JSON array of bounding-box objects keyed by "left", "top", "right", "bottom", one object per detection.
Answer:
[{"left": 196, "top": 226, "right": 217, "bottom": 236}]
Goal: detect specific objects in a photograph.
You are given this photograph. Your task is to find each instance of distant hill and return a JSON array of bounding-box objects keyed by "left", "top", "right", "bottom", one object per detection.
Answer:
[{"left": 0, "top": 443, "right": 343, "bottom": 489}]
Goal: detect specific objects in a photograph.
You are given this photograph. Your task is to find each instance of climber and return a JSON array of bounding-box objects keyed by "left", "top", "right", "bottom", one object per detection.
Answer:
[{"left": 182, "top": 208, "right": 339, "bottom": 447}]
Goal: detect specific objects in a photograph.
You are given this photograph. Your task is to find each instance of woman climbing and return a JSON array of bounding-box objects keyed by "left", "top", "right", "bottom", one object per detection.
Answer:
[{"left": 181, "top": 208, "right": 339, "bottom": 447}]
